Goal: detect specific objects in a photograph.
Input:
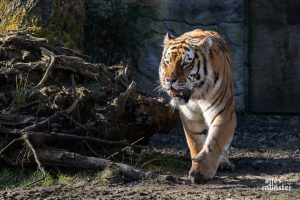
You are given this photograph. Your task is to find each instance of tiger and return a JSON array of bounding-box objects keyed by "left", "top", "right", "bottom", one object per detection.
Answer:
[{"left": 158, "top": 29, "right": 237, "bottom": 184}]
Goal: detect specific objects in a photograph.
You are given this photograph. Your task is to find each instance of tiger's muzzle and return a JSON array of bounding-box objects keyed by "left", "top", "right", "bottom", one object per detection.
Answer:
[
  {"left": 162, "top": 78, "right": 192, "bottom": 106},
  {"left": 167, "top": 88, "right": 192, "bottom": 107}
]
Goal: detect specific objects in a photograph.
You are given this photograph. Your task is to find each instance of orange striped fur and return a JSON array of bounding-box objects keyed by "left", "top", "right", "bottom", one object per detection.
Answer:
[{"left": 159, "top": 29, "right": 236, "bottom": 184}]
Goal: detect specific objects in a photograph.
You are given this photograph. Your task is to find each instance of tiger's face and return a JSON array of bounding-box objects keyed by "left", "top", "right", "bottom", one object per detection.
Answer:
[{"left": 159, "top": 33, "right": 213, "bottom": 107}]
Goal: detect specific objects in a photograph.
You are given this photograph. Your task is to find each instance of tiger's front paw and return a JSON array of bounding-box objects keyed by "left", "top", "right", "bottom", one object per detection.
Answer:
[
  {"left": 188, "top": 169, "right": 210, "bottom": 184},
  {"left": 188, "top": 160, "right": 216, "bottom": 184},
  {"left": 188, "top": 146, "right": 220, "bottom": 184}
]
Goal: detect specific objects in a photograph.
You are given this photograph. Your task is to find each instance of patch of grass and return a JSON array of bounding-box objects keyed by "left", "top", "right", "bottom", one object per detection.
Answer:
[
  {"left": 138, "top": 153, "right": 190, "bottom": 175},
  {"left": 95, "top": 167, "right": 125, "bottom": 184},
  {"left": 42, "top": 173, "right": 54, "bottom": 187},
  {"left": 56, "top": 174, "right": 74, "bottom": 185},
  {"left": 0, "top": 153, "right": 190, "bottom": 190},
  {"left": 0, "top": 168, "right": 125, "bottom": 189},
  {"left": 0, "top": 168, "right": 45, "bottom": 189},
  {"left": 56, "top": 172, "right": 91, "bottom": 186},
  {"left": 0, "top": 169, "right": 16, "bottom": 188},
  {"left": 0, "top": 168, "right": 81, "bottom": 189}
]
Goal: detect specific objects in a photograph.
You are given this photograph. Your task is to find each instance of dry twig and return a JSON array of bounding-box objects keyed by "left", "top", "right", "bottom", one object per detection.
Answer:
[
  {"left": 22, "top": 134, "right": 46, "bottom": 175},
  {"left": 20, "top": 99, "right": 79, "bottom": 133},
  {"left": 0, "top": 138, "right": 22, "bottom": 156},
  {"left": 31, "top": 49, "right": 56, "bottom": 92}
]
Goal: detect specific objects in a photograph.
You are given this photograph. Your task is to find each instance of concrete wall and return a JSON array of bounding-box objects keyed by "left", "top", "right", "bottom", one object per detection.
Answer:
[
  {"left": 87, "top": 0, "right": 300, "bottom": 113},
  {"left": 132, "top": 0, "right": 247, "bottom": 111},
  {"left": 249, "top": 0, "right": 300, "bottom": 113}
]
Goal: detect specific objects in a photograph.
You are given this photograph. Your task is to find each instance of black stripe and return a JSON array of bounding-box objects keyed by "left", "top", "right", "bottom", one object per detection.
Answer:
[
  {"left": 195, "top": 80, "right": 205, "bottom": 88},
  {"left": 223, "top": 46, "right": 229, "bottom": 53},
  {"left": 218, "top": 44, "right": 226, "bottom": 53},
  {"left": 210, "top": 96, "right": 233, "bottom": 125},
  {"left": 190, "top": 60, "right": 200, "bottom": 81},
  {"left": 192, "top": 129, "right": 207, "bottom": 135},
  {"left": 205, "top": 89, "right": 223, "bottom": 112},
  {"left": 199, "top": 52, "right": 207, "bottom": 76},
  {"left": 195, "top": 52, "right": 199, "bottom": 59},
  {"left": 220, "top": 45, "right": 229, "bottom": 57},
  {"left": 203, "top": 56, "right": 207, "bottom": 76},
  {"left": 213, "top": 73, "right": 219, "bottom": 85},
  {"left": 209, "top": 49, "right": 214, "bottom": 59},
  {"left": 183, "top": 46, "right": 189, "bottom": 51},
  {"left": 196, "top": 60, "right": 200, "bottom": 74},
  {"left": 213, "top": 81, "right": 229, "bottom": 110},
  {"left": 226, "top": 55, "right": 231, "bottom": 66},
  {"left": 169, "top": 41, "right": 184, "bottom": 46},
  {"left": 204, "top": 80, "right": 228, "bottom": 112}
]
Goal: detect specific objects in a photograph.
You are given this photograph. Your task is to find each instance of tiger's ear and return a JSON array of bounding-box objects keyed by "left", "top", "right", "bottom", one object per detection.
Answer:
[
  {"left": 163, "top": 33, "right": 175, "bottom": 45},
  {"left": 201, "top": 37, "right": 213, "bottom": 51},
  {"left": 191, "top": 37, "right": 213, "bottom": 52}
]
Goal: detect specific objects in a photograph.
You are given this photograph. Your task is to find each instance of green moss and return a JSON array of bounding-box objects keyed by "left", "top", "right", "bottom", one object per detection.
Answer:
[
  {"left": 0, "top": 0, "right": 26, "bottom": 32},
  {"left": 0, "top": 0, "right": 84, "bottom": 51}
]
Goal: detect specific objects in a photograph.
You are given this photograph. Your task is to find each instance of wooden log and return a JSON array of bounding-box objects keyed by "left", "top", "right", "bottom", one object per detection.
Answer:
[{"left": 37, "top": 148, "right": 153, "bottom": 180}]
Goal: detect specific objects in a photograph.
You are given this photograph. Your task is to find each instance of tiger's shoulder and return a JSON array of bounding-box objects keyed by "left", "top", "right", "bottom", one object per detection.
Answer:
[{"left": 180, "top": 29, "right": 228, "bottom": 52}]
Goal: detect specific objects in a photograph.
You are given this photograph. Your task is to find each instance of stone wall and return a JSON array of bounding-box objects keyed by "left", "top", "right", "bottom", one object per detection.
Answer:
[
  {"left": 249, "top": 0, "right": 300, "bottom": 113},
  {"left": 131, "top": 0, "right": 247, "bottom": 111}
]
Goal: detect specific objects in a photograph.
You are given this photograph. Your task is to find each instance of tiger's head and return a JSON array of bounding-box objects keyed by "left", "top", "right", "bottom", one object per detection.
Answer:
[{"left": 159, "top": 33, "right": 214, "bottom": 107}]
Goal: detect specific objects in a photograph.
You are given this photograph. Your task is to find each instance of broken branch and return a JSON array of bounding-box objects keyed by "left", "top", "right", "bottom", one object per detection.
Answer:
[{"left": 22, "top": 134, "right": 46, "bottom": 175}]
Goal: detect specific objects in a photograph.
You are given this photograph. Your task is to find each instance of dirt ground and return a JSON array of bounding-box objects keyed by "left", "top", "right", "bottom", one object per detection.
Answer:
[{"left": 0, "top": 114, "right": 299, "bottom": 199}]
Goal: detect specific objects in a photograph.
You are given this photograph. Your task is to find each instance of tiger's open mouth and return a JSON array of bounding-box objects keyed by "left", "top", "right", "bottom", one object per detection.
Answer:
[
  {"left": 169, "top": 88, "right": 183, "bottom": 97},
  {"left": 168, "top": 88, "right": 191, "bottom": 104}
]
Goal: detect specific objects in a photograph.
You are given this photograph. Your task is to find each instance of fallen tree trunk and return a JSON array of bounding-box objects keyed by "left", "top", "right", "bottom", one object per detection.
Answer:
[
  {"left": 36, "top": 148, "right": 187, "bottom": 184},
  {"left": 37, "top": 148, "right": 153, "bottom": 180}
]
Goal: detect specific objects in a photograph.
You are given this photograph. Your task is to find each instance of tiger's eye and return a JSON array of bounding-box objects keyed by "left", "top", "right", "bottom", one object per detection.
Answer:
[{"left": 196, "top": 74, "right": 200, "bottom": 80}]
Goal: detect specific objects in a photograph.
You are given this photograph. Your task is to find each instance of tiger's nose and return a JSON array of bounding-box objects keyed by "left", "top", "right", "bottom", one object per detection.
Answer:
[{"left": 165, "top": 77, "right": 177, "bottom": 83}]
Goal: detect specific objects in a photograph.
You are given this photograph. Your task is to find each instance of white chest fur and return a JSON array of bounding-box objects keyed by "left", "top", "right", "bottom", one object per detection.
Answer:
[
  {"left": 179, "top": 99, "right": 203, "bottom": 121},
  {"left": 179, "top": 99, "right": 208, "bottom": 134}
]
